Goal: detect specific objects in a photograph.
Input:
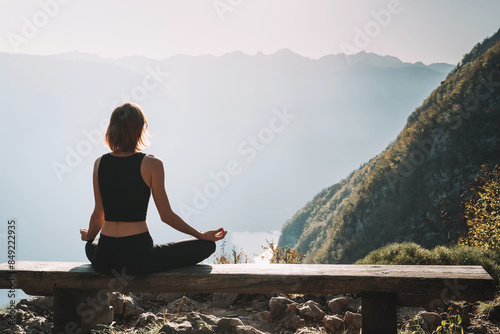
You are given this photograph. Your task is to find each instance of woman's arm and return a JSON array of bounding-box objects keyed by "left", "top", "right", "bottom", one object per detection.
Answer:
[
  {"left": 80, "top": 157, "right": 105, "bottom": 241},
  {"left": 147, "top": 155, "right": 226, "bottom": 241}
]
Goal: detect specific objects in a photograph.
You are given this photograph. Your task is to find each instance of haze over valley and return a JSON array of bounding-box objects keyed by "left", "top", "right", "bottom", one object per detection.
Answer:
[{"left": 0, "top": 50, "right": 453, "bottom": 262}]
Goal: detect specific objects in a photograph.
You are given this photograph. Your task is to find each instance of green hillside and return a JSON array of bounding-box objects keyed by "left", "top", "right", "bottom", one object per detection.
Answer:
[{"left": 279, "top": 28, "right": 500, "bottom": 264}]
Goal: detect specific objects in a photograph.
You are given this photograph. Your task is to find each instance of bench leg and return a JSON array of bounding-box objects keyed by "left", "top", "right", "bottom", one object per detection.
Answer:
[
  {"left": 361, "top": 291, "right": 397, "bottom": 334},
  {"left": 52, "top": 287, "right": 113, "bottom": 334}
]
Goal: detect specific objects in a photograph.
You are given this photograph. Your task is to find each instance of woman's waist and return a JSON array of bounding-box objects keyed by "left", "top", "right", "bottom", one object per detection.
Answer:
[{"left": 101, "top": 220, "right": 149, "bottom": 238}]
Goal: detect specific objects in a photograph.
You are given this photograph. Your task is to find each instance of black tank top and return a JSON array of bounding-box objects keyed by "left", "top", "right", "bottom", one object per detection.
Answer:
[{"left": 98, "top": 152, "right": 151, "bottom": 222}]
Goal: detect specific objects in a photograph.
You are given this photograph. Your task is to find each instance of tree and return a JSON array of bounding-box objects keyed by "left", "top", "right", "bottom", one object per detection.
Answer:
[{"left": 459, "top": 164, "right": 500, "bottom": 250}]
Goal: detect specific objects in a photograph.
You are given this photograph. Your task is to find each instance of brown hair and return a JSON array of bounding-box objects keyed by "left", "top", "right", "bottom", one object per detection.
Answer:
[{"left": 105, "top": 103, "right": 150, "bottom": 152}]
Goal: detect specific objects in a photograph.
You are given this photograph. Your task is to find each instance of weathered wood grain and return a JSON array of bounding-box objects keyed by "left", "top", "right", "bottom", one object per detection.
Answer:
[
  {"left": 0, "top": 261, "right": 494, "bottom": 306},
  {"left": 362, "top": 291, "right": 397, "bottom": 333}
]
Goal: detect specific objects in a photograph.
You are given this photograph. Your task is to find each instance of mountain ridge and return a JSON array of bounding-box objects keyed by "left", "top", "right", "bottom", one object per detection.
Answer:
[{"left": 0, "top": 49, "right": 453, "bottom": 69}]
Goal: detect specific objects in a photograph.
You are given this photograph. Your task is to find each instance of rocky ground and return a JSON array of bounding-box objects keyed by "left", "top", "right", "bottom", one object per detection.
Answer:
[{"left": 1, "top": 293, "right": 500, "bottom": 333}]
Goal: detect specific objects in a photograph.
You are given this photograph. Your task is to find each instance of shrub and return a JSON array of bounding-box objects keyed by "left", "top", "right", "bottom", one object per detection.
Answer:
[
  {"left": 262, "top": 240, "right": 305, "bottom": 264},
  {"left": 356, "top": 242, "right": 500, "bottom": 286},
  {"left": 214, "top": 241, "right": 248, "bottom": 264},
  {"left": 459, "top": 164, "right": 500, "bottom": 250}
]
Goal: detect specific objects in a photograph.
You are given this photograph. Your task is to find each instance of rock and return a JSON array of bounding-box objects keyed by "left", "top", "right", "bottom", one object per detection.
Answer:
[
  {"left": 217, "top": 317, "right": 244, "bottom": 329},
  {"left": 157, "top": 292, "right": 185, "bottom": 304},
  {"left": 346, "top": 327, "right": 361, "bottom": 334},
  {"left": 346, "top": 297, "right": 361, "bottom": 313},
  {"left": 156, "top": 309, "right": 168, "bottom": 318},
  {"left": 199, "top": 313, "right": 220, "bottom": 326},
  {"left": 469, "top": 324, "right": 487, "bottom": 334},
  {"left": 22, "top": 296, "right": 54, "bottom": 312},
  {"left": 411, "top": 311, "right": 442, "bottom": 332},
  {"left": 487, "top": 305, "right": 500, "bottom": 321},
  {"left": 251, "top": 295, "right": 268, "bottom": 310},
  {"left": 94, "top": 305, "right": 114, "bottom": 328},
  {"left": 298, "top": 300, "right": 325, "bottom": 322},
  {"left": 281, "top": 311, "right": 306, "bottom": 331},
  {"left": 443, "top": 302, "right": 472, "bottom": 325},
  {"left": 344, "top": 311, "right": 361, "bottom": 329},
  {"left": 135, "top": 312, "right": 157, "bottom": 327},
  {"left": 211, "top": 293, "right": 240, "bottom": 308},
  {"left": 141, "top": 292, "right": 158, "bottom": 302},
  {"left": 0, "top": 312, "right": 10, "bottom": 328},
  {"left": 269, "top": 297, "right": 305, "bottom": 330},
  {"left": 186, "top": 312, "right": 203, "bottom": 322},
  {"left": 24, "top": 316, "right": 52, "bottom": 333},
  {"left": 0, "top": 308, "right": 26, "bottom": 328},
  {"left": 13, "top": 309, "right": 29, "bottom": 324},
  {"left": 256, "top": 311, "right": 271, "bottom": 323},
  {"left": 159, "top": 320, "right": 194, "bottom": 334},
  {"left": 123, "top": 298, "right": 145, "bottom": 319},
  {"left": 459, "top": 311, "right": 471, "bottom": 325},
  {"left": 283, "top": 316, "right": 305, "bottom": 331},
  {"left": 187, "top": 312, "right": 214, "bottom": 333},
  {"left": 109, "top": 292, "right": 117, "bottom": 303},
  {"left": 111, "top": 292, "right": 144, "bottom": 319},
  {"left": 15, "top": 303, "right": 30, "bottom": 313},
  {"left": 168, "top": 297, "right": 203, "bottom": 313},
  {"left": 94, "top": 324, "right": 112, "bottom": 332},
  {"left": 269, "top": 296, "right": 297, "bottom": 321},
  {"left": 192, "top": 321, "right": 214, "bottom": 333},
  {"left": 397, "top": 306, "right": 426, "bottom": 322},
  {"left": 327, "top": 297, "right": 349, "bottom": 314},
  {"left": 11, "top": 324, "right": 26, "bottom": 334},
  {"left": 111, "top": 294, "right": 125, "bottom": 317},
  {"left": 324, "top": 315, "right": 344, "bottom": 333},
  {"left": 296, "top": 328, "right": 322, "bottom": 334},
  {"left": 234, "top": 325, "right": 265, "bottom": 334}
]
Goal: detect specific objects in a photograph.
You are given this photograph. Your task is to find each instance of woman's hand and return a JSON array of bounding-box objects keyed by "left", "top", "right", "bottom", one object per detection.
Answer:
[
  {"left": 200, "top": 228, "right": 227, "bottom": 241},
  {"left": 80, "top": 228, "right": 91, "bottom": 241}
]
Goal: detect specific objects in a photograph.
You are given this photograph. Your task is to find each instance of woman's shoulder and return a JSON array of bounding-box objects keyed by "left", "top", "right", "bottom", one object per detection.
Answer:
[
  {"left": 143, "top": 153, "right": 160, "bottom": 161},
  {"left": 94, "top": 152, "right": 110, "bottom": 165},
  {"left": 142, "top": 153, "right": 163, "bottom": 168},
  {"left": 97, "top": 152, "right": 111, "bottom": 161},
  {"left": 95, "top": 155, "right": 104, "bottom": 165}
]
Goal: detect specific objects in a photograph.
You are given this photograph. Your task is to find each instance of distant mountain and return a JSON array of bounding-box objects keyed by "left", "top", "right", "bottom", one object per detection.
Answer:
[
  {"left": 0, "top": 49, "right": 452, "bottom": 264},
  {"left": 278, "top": 28, "right": 500, "bottom": 264}
]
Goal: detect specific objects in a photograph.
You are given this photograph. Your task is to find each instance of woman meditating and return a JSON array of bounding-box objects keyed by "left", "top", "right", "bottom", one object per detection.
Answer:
[{"left": 81, "top": 102, "right": 227, "bottom": 275}]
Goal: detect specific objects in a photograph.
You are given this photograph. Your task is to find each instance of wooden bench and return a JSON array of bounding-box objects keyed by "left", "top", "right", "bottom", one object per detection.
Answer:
[{"left": 0, "top": 261, "right": 495, "bottom": 334}]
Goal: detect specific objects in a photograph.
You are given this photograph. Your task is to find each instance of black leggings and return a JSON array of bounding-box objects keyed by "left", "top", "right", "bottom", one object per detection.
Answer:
[{"left": 85, "top": 231, "right": 216, "bottom": 275}]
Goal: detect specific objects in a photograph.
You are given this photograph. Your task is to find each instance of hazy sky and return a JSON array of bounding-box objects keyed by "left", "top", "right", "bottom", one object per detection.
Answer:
[{"left": 1, "top": 0, "right": 499, "bottom": 64}]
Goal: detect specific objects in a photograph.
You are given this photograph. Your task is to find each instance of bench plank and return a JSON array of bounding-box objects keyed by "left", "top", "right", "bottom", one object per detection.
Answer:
[
  {"left": 0, "top": 261, "right": 494, "bottom": 307},
  {"left": 0, "top": 261, "right": 495, "bottom": 334}
]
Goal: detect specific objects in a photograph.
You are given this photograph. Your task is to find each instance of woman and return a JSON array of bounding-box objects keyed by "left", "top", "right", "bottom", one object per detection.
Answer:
[{"left": 81, "top": 102, "right": 227, "bottom": 275}]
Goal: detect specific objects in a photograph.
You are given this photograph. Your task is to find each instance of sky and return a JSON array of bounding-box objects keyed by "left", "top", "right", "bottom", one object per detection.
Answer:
[{"left": 0, "top": 0, "right": 499, "bottom": 65}]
